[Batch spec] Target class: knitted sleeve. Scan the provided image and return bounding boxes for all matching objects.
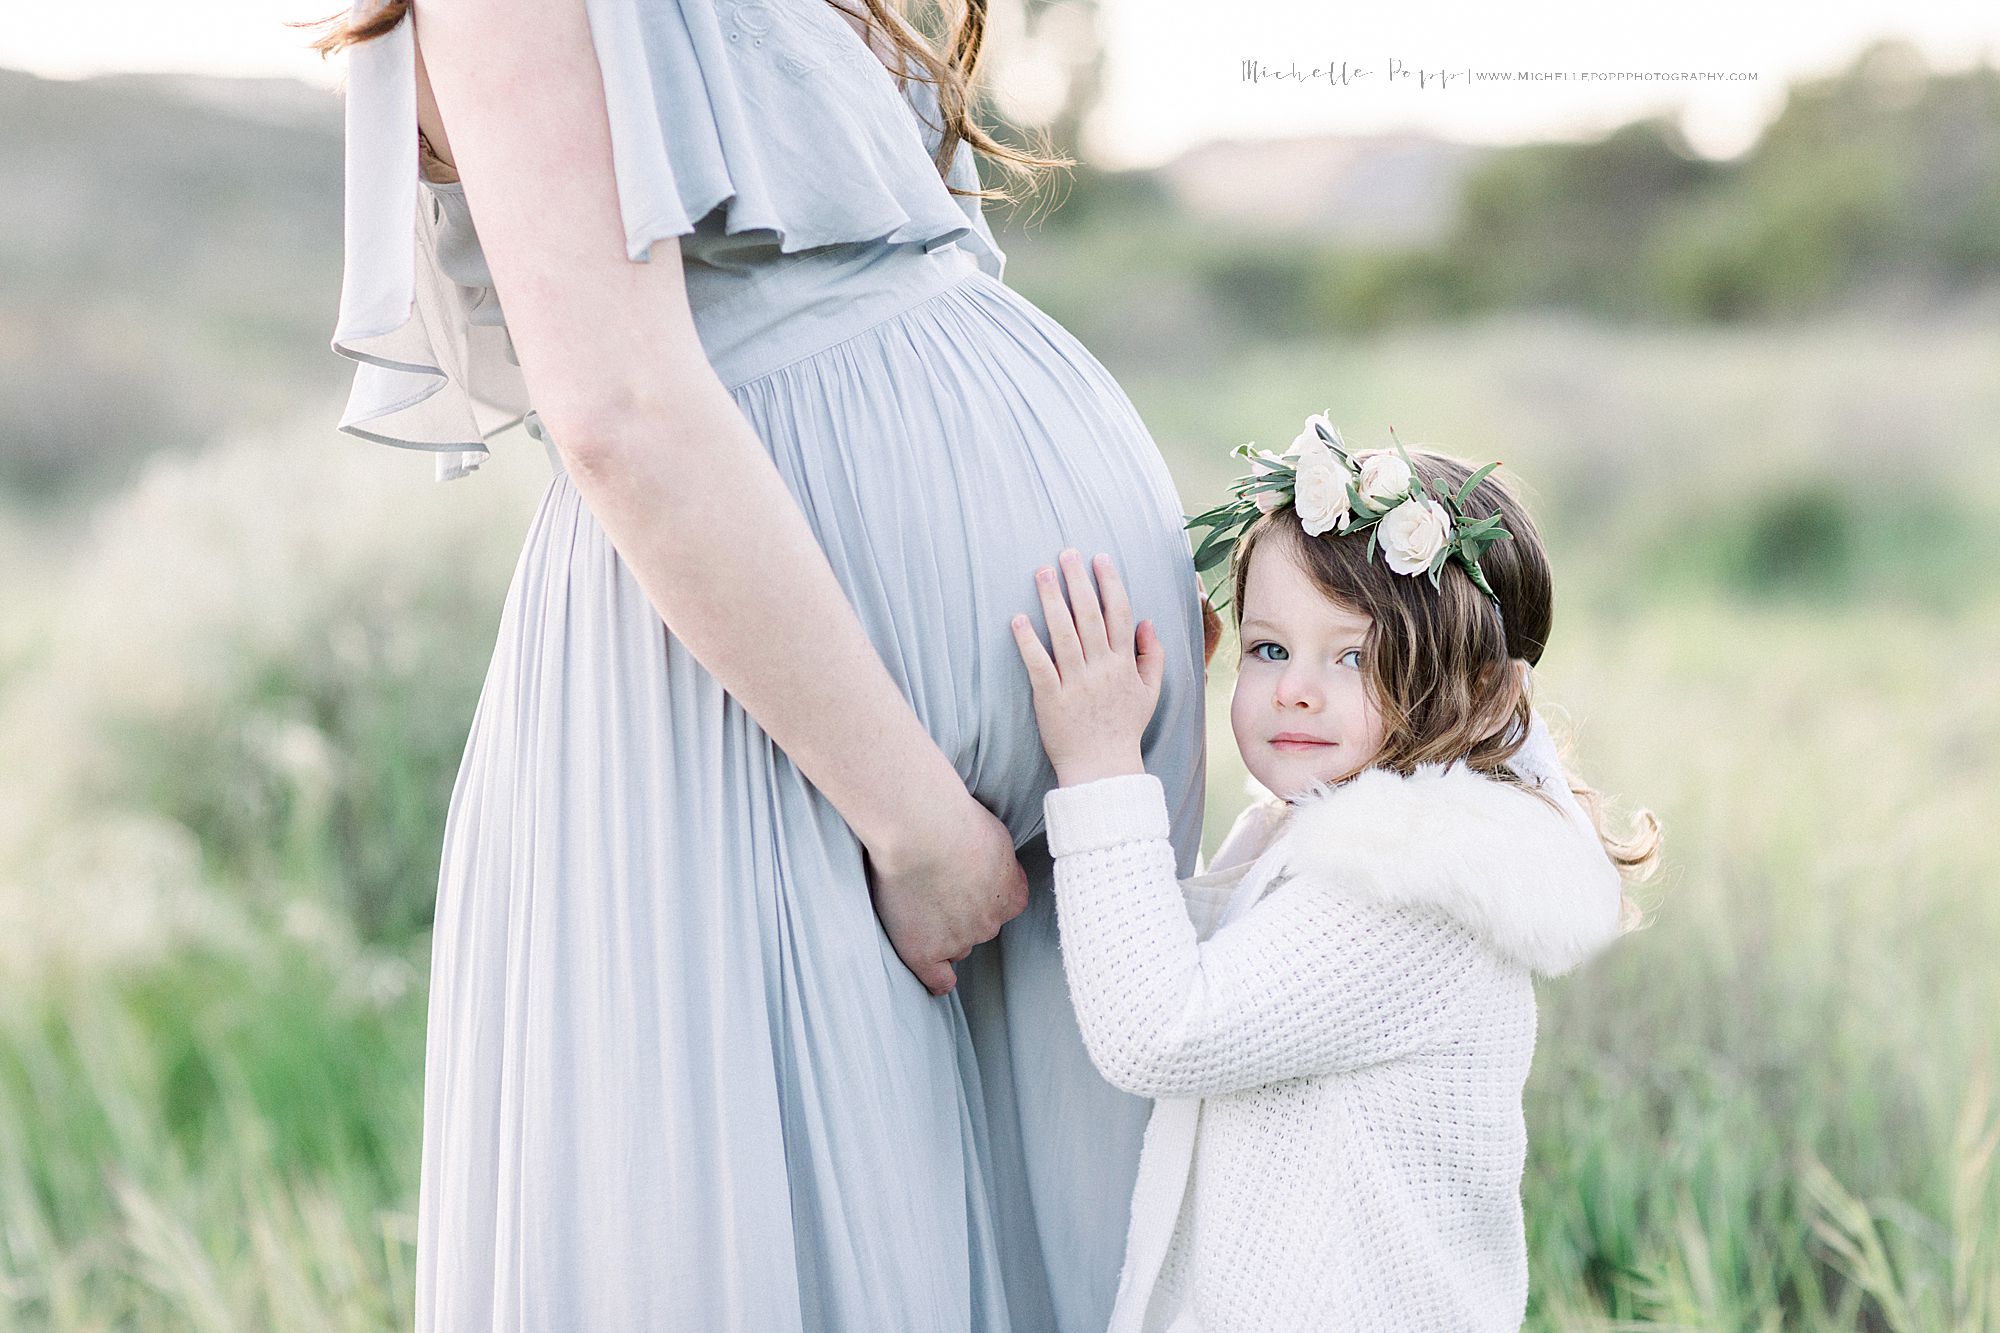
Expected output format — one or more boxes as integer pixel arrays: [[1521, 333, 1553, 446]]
[[1044, 772, 1489, 1099]]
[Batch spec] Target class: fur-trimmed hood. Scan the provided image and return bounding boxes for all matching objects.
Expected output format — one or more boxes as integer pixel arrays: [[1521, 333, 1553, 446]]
[[1261, 760, 1626, 977]]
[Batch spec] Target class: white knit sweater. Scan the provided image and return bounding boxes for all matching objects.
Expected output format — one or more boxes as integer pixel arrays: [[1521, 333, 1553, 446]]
[[1042, 737, 1626, 1333]]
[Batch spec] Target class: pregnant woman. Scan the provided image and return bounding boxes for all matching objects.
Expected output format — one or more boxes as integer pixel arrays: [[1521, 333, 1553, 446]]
[[315, 0, 1206, 1328]]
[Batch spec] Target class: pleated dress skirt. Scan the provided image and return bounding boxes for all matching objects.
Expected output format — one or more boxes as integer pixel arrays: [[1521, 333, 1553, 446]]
[[415, 238, 1209, 1332]]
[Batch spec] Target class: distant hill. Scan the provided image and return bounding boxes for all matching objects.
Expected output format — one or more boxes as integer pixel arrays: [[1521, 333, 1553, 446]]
[[87, 69, 348, 131], [0, 65, 347, 509], [2, 38, 1993, 512], [1008, 38, 2000, 360], [1157, 133, 1487, 246]]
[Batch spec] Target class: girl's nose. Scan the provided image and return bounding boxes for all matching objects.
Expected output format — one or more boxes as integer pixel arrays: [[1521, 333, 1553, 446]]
[[1274, 669, 1321, 710]]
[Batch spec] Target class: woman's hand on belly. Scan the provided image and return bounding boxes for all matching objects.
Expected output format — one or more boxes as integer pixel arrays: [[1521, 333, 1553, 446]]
[[865, 792, 1030, 996]]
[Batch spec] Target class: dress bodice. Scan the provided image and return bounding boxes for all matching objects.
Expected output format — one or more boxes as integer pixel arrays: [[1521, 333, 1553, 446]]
[[331, 0, 1007, 481]]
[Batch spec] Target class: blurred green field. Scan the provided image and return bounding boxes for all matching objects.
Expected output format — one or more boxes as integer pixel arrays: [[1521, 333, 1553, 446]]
[[1, 305, 1996, 1329]]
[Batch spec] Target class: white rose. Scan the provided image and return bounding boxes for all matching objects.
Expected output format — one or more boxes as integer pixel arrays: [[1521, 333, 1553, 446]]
[[1292, 459, 1353, 537], [1302, 411, 1342, 451], [1377, 496, 1454, 574], [1354, 450, 1413, 505], [1284, 427, 1335, 467], [1246, 448, 1290, 514]]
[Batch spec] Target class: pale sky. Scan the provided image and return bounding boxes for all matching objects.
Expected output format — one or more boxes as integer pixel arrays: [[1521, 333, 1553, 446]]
[[3, 0, 1994, 166]]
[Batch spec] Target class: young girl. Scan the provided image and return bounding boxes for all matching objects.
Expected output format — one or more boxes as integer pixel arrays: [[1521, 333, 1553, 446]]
[[1007, 417, 1658, 1333]]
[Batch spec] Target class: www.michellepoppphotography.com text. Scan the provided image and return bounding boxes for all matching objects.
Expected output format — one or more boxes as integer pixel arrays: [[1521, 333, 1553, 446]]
[[1239, 59, 1761, 89]]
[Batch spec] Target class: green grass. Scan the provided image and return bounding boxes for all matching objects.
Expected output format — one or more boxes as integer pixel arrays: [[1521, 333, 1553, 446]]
[[1, 309, 1996, 1328], [0, 932, 428, 1329]]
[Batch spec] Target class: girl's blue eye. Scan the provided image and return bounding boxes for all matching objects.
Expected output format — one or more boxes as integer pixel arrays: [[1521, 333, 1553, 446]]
[[1248, 641, 1287, 663], [1339, 648, 1365, 670]]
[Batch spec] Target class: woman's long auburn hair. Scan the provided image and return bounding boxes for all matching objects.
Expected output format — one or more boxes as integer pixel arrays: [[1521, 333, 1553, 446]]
[[1226, 446, 1661, 923], [293, 0, 1070, 206]]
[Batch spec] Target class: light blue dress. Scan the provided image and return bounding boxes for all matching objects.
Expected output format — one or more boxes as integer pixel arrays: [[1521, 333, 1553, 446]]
[[329, 1, 1207, 1328]]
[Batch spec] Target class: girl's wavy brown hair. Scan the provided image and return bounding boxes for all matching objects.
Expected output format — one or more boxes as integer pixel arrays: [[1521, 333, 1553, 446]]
[[292, 0, 1070, 207], [1225, 446, 1661, 924]]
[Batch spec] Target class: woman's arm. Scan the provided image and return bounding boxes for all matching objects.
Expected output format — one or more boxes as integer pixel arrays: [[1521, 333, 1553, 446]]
[[411, 0, 1025, 992]]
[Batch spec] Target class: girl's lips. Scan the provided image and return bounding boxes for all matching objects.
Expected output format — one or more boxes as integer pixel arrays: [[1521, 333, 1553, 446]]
[[1269, 736, 1333, 750]]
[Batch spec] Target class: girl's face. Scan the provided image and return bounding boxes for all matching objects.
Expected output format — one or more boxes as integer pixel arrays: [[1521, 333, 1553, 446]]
[[1229, 540, 1388, 801]]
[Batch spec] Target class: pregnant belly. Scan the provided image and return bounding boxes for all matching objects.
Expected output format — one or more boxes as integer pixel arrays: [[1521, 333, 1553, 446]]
[[723, 268, 1205, 843]]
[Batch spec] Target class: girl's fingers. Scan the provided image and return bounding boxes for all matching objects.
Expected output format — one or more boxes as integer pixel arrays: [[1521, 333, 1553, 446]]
[[1033, 567, 1084, 676], [1059, 550, 1110, 658], [1135, 619, 1165, 697], [1094, 553, 1134, 655], [1010, 613, 1059, 690]]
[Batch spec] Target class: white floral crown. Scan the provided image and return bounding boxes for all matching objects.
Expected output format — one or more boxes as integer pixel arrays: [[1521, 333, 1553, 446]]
[[1185, 412, 1513, 617]]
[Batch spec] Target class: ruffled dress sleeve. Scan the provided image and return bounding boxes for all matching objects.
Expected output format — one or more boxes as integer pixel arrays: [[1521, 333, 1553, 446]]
[[330, 0, 1009, 483]]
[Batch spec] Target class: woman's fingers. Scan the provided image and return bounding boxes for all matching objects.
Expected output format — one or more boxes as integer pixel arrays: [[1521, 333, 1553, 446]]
[[1094, 553, 1134, 655], [1059, 550, 1110, 659]]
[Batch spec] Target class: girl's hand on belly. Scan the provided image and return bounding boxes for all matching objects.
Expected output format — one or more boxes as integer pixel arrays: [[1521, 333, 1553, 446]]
[[1011, 549, 1165, 788]]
